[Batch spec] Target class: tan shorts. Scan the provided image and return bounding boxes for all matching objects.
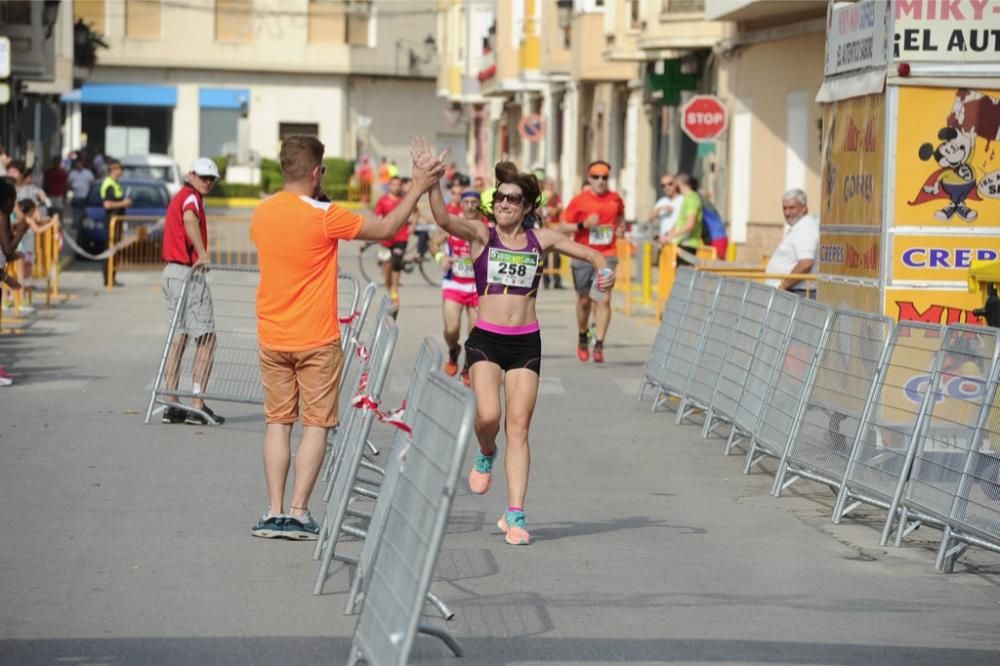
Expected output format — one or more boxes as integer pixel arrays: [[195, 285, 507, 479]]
[[259, 342, 344, 427]]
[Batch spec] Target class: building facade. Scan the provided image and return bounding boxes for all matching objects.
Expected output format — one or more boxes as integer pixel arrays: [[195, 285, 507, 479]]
[[65, 0, 465, 171], [436, 0, 829, 263]]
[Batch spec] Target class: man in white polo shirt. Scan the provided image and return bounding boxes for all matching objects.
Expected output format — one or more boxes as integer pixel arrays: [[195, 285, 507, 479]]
[[765, 189, 819, 295]]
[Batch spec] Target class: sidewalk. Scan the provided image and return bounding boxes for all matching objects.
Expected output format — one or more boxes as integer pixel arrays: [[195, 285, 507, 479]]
[[1, 260, 999, 666]]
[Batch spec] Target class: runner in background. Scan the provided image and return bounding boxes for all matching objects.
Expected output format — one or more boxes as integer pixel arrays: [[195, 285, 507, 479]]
[[373, 176, 409, 310], [431, 188, 488, 384], [559, 161, 625, 364], [540, 176, 564, 290], [426, 150, 615, 546]]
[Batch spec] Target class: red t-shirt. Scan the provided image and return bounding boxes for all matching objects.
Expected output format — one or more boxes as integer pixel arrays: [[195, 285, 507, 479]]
[[561, 190, 625, 256], [374, 194, 410, 247], [162, 184, 208, 265], [446, 200, 461, 216]]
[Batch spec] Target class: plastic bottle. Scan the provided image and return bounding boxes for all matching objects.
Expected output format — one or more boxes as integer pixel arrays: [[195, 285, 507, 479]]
[[589, 267, 614, 303]]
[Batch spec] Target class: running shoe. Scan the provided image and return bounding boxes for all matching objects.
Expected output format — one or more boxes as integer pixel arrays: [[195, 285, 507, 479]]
[[185, 405, 226, 426], [468, 449, 496, 494], [461, 367, 470, 386], [0, 367, 12, 387], [592, 342, 605, 364], [161, 407, 186, 424], [444, 346, 460, 376], [577, 331, 590, 362], [497, 510, 531, 546], [284, 511, 321, 540], [250, 511, 286, 539]]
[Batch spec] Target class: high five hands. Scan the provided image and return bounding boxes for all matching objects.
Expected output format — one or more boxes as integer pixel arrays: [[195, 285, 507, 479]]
[[409, 137, 448, 193]]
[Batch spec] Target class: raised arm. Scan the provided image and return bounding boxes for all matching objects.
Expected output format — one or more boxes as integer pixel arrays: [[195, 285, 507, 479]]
[[428, 184, 489, 245]]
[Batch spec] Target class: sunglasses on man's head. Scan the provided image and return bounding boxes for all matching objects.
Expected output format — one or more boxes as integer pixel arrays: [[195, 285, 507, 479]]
[[589, 174, 609, 181], [494, 192, 524, 205]]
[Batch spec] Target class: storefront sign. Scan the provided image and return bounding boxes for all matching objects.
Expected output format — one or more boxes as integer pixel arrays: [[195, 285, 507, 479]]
[[895, 0, 1000, 63], [886, 287, 984, 324], [825, 0, 892, 76], [893, 234, 1000, 281], [894, 86, 1000, 229], [821, 94, 885, 228], [819, 231, 881, 278]]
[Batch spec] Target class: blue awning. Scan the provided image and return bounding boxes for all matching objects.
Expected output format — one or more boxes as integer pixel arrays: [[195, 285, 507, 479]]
[[60, 83, 177, 107], [199, 88, 250, 110]]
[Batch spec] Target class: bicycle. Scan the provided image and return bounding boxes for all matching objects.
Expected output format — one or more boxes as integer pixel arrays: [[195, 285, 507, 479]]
[[357, 237, 441, 287]]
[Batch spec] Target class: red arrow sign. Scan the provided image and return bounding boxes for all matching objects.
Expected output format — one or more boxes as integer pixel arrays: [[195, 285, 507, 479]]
[[681, 95, 728, 143]]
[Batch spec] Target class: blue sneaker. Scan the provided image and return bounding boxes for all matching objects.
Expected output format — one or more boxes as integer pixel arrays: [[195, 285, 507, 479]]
[[251, 511, 285, 539], [468, 449, 496, 494], [284, 511, 321, 540]]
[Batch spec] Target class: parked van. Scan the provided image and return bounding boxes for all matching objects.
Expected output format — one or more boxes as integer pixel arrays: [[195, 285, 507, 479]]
[[121, 154, 183, 197]]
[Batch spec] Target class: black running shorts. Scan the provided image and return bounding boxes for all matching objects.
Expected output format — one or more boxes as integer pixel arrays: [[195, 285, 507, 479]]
[[465, 326, 541, 375]]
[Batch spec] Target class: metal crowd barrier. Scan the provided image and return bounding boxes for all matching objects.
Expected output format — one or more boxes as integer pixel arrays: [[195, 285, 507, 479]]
[[938, 359, 1000, 571], [347, 370, 476, 665], [743, 300, 833, 474], [320, 292, 390, 490], [702, 282, 774, 440], [344, 338, 444, 616], [888, 325, 1000, 565], [144, 264, 362, 424], [315, 308, 399, 595], [642, 269, 1000, 572], [107, 215, 259, 290], [771, 310, 894, 497], [638, 267, 696, 403], [653, 271, 722, 412], [676, 278, 749, 425], [832, 321, 946, 527]]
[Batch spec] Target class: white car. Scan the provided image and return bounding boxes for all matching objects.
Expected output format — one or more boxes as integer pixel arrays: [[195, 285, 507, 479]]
[[121, 154, 183, 196]]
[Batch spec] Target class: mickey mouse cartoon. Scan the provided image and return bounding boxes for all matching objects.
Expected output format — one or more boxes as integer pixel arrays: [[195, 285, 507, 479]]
[[910, 127, 981, 222]]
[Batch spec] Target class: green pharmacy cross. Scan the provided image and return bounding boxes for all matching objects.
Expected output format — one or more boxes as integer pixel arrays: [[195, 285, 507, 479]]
[[649, 59, 697, 107]]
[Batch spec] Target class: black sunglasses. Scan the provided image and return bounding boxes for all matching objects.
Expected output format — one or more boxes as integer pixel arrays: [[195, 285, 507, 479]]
[[494, 192, 524, 205], [589, 174, 609, 181]]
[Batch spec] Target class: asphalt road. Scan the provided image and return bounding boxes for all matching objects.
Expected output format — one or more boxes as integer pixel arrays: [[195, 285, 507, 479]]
[[1, 243, 999, 666]]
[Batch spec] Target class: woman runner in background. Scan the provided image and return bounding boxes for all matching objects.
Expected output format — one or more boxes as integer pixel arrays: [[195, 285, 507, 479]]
[[426, 148, 615, 546], [431, 189, 489, 384]]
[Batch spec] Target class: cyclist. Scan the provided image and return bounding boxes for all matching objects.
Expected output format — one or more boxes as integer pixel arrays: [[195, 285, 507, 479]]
[[559, 161, 625, 364], [373, 175, 410, 310], [426, 149, 615, 546], [432, 189, 488, 384]]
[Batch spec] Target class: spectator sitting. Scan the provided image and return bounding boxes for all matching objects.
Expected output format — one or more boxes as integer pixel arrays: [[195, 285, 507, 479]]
[[765, 188, 819, 296]]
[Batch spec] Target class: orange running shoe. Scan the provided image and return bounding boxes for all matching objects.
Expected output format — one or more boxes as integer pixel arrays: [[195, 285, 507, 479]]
[[444, 346, 460, 377], [577, 332, 589, 362], [468, 449, 495, 494], [497, 511, 531, 546], [461, 368, 470, 386]]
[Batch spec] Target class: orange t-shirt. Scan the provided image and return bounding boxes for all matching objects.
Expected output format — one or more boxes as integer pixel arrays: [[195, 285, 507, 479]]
[[561, 190, 625, 256], [251, 192, 365, 351]]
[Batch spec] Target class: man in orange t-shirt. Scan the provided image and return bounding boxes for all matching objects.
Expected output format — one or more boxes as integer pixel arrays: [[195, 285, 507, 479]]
[[560, 160, 625, 364], [249, 135, 443, 540]]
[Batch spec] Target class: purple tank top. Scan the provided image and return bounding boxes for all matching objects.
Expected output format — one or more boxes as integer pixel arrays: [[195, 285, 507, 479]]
[[474, 226, 544, 298]]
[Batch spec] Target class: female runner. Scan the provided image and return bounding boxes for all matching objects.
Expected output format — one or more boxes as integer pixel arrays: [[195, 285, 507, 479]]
[[428, 157, 615, 545]]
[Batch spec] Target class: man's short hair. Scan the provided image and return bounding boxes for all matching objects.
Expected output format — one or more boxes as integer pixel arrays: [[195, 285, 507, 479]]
[[675, 172, 691, 187], [280, 135, 325, 183], [106, 159, 122, 170], [389, 175, 401, 183], [783, 188, 807, 206]]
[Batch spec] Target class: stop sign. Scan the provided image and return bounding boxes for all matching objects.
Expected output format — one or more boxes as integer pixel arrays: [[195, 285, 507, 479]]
[[681, 95, 727, 143]]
